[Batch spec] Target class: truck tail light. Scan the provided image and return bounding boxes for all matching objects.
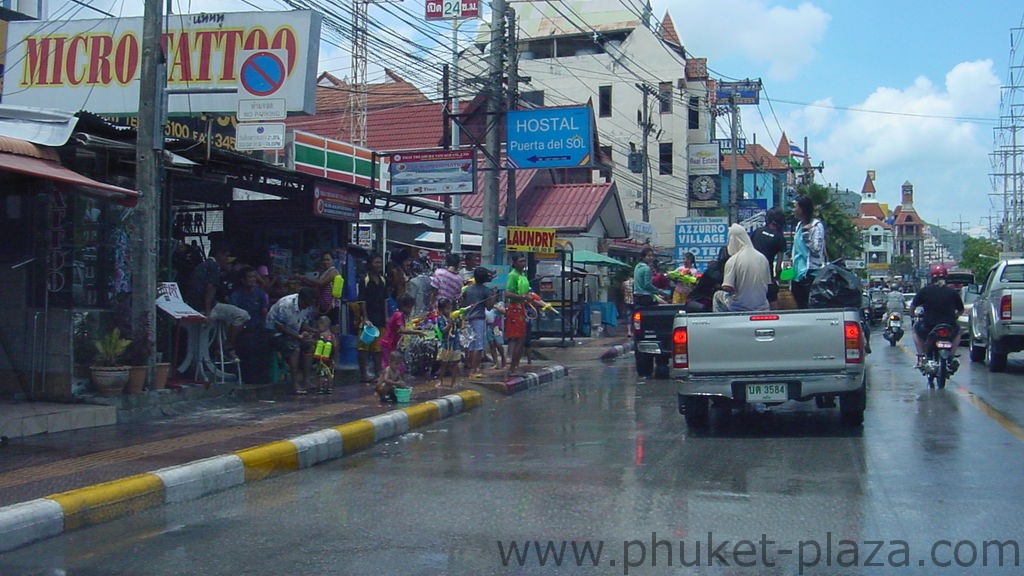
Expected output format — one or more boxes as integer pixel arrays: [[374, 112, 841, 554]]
[[632, 310, 642, 332], [672, 327, 688, 369], [1001, 295, 1012, 321], [844, 321, 863, 364]]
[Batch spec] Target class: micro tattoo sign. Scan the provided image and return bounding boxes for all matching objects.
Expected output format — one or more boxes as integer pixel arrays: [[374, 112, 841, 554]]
[[2, 11, 322, 114]]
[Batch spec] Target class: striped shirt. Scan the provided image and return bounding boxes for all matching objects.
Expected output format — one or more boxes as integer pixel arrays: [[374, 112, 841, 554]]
[[431, 267, 463, 304]]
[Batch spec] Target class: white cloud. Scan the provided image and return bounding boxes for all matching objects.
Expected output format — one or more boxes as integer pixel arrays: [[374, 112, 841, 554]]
[[800, 59, 1001, 228], [652, 0, 830, 81]]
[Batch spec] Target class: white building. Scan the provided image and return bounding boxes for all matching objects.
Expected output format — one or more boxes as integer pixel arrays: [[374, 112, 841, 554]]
[[461, 2, 713, 248], [855, 172, 894, 281]]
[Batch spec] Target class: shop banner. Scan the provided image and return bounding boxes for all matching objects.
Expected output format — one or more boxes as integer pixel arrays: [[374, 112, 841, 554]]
[[506, 226, 556, 254], [389, 149, 475, 196], [3, 11, 321, 115], [290, 130, 388, 191], [689, 174, 720, 208], [313, 182, 360, 222]]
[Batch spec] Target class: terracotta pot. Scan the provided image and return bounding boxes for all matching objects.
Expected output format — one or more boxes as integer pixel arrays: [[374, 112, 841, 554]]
[[126, 365, 147, 394], [152, 362, 170, 390], [90, 366, 130, 397]]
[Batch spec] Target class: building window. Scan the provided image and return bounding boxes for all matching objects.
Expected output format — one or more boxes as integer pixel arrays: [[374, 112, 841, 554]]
[[598, 85, 612, 117], [599, 145, 613, 180], [659, 82, 672, 114], [688, 96, 699, 129], [659, 142, 673, 175], [520, 90, 545, 107]]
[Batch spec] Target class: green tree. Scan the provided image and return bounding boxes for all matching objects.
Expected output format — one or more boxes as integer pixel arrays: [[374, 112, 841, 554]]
[[958, 236, 1000, 277], [787, 183, 863, 261]]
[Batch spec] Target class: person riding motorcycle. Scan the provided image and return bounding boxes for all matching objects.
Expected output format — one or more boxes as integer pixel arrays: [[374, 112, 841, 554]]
[[910, 265, 964, 369], [885, 288, 905, 315]]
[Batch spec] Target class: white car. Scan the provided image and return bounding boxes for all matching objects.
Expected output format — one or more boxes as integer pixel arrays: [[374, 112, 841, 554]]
[[958, 287, 978, 346]]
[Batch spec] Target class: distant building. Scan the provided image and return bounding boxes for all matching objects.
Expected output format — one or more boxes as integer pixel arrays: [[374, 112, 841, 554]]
[[892, 181, 924, 281]]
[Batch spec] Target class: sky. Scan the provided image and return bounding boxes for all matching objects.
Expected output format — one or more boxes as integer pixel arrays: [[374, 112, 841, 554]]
[[25, 0, 1024, 238]]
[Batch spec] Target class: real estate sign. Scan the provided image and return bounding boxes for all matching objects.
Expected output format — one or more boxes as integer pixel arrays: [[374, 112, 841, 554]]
[[2, 11, 321, 115]]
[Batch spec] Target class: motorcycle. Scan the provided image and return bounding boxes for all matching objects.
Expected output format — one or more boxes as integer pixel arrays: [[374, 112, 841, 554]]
[[882, 312, 904, 346], [919, 323, 960, 389]]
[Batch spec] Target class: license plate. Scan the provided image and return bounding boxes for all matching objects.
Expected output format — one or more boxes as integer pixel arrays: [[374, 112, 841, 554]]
[[889, 321, 901, 328], [746, 383, 788, 403], [637, 342, 662, 354], [936, 341, 953, 349]]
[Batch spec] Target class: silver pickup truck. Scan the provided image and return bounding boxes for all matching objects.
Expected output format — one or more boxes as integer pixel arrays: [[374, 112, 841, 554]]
[[671, 308, 868, 428], [967, 258, 1024, 372]]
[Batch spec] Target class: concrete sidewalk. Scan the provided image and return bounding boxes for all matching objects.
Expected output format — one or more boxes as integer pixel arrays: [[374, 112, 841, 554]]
[[0, 333, 632, 552]]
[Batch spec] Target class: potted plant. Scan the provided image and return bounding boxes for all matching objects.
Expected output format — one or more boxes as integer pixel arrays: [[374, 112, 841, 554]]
[[90, 328, 132, 396]]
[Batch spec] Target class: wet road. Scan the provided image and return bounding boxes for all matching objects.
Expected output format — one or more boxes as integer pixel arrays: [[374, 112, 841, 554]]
[[3, 340, 1024, 575]]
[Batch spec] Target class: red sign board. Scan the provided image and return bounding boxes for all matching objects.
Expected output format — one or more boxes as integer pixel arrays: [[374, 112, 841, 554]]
[[313, 183, 360, 222], [425, 0, 480, 20]]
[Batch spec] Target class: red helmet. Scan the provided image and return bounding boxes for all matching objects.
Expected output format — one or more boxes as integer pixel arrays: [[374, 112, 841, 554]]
[[930, 264, 948, 278]]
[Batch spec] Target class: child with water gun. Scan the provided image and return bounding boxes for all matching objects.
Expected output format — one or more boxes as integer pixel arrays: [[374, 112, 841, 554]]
[[380, 294, 425, 370], [311, 315, 335, 394], [434, 298, 464, 388]]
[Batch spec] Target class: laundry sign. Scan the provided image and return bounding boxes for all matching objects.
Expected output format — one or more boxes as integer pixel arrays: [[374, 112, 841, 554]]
[[506, 227, 556, 254]]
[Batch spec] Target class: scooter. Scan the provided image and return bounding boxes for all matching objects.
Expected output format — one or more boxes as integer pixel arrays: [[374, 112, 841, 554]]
[[882, 312, 904, 346], [919, 323, 960, 389]]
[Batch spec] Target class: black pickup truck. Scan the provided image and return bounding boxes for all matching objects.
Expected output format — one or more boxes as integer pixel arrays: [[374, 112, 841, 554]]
[[631, 304, 688, 377]]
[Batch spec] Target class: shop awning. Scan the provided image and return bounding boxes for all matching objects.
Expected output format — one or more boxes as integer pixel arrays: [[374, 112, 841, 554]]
[[415, 231, 484, 248], [571, 249, 629, 268], [0, 151, 140, 206]]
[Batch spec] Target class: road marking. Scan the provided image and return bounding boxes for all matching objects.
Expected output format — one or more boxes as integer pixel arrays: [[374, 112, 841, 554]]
[[955, 386, 1024, 443]]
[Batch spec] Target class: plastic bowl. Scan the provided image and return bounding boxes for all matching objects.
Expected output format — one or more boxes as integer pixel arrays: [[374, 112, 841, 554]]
[[394, 387, 412, 403], [360, 324, 380, 345]]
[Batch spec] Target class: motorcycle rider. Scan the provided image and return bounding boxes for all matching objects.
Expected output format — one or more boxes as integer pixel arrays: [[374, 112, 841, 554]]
[[910, 265, 964, 369]]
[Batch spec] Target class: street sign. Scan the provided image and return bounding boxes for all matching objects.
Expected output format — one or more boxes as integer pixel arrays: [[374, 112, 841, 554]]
[[237, 98, 287, 121], [237, 50, 289, 98], [506, 107, 593, 169], [313, 182, 360, 222], [425, 0, 480, 20], [715, 80, 762, 105], [846, 260, 866, 269], [235, 122, 286, 150]]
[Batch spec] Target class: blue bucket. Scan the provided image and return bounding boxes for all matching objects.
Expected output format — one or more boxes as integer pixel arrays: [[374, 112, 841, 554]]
[[360, 324, 380, 345]]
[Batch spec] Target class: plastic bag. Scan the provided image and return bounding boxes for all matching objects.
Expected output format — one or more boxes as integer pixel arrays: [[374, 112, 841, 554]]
[[808, 264, 863, 309]]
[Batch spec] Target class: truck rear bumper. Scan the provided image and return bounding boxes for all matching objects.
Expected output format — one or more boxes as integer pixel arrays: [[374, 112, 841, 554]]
[[676, 370, 865, 401], [635, 340, 667, 355]]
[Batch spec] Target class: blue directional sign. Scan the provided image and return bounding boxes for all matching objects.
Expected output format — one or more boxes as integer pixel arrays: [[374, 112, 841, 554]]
[[506, 107, 593, 169]]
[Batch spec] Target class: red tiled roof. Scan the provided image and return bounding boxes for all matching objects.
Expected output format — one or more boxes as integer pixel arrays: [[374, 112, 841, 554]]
[[721, 143, 789, 171], [892, 206, 921, 227], [859, 202, 886, 220], [660, 12, 681, 45], [519, 183, 615, 231], [284, 101, 446, 151], [853, 217, 891, 230], [460, 166, 539, 219], [314, 69, 431, 113]]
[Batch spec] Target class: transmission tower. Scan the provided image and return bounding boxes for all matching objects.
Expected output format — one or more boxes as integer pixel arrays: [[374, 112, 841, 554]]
[[991, 23, 1024, 253], [349, 0, 368, 146]]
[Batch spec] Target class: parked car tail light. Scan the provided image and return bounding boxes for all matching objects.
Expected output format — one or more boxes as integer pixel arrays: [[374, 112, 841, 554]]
[[632, 311, 642, 332], [672, 327, 688, 369], [844, 321, 863, 364], [1001, 295, 1012, 321]]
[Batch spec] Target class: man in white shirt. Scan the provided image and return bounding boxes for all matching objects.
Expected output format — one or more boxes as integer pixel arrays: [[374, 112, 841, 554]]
[[266, 287, 318, 394], [714, 224, 771, 312]]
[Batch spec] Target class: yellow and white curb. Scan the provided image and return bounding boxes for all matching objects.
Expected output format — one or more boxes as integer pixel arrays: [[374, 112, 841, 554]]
[[0, 390, 481, 553]]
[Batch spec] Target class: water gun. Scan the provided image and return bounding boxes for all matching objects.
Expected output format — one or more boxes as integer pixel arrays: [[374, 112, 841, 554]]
[[313, 338, 333, 361], [529, 292, 559, 315], [451, 305, 472, 320]]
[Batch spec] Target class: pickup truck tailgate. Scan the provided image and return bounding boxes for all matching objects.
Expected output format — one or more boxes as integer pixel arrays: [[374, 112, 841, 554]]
[[686, 309, 851, 373]]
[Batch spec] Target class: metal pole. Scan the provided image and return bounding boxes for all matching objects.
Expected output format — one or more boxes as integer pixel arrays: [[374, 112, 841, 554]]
[[505, 7, 519, 229], [133, 0, 163, 383], [729, 96, 739, 224], [451, 18, 463, 253], [482, 0, 506, 265], [641, 86, 650, 223]]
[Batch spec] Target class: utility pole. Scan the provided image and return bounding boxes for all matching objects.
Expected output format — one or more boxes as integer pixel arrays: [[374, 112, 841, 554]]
[[953, 214, 969, 261], [481, 0, 506, 265], [134, 0, 163, 381], [505, 7, 519, 229], [635, 83, 655, 223], [729, 95, 739, 224], [350, 0, 368, 145], [450, 19, 463, 253]]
